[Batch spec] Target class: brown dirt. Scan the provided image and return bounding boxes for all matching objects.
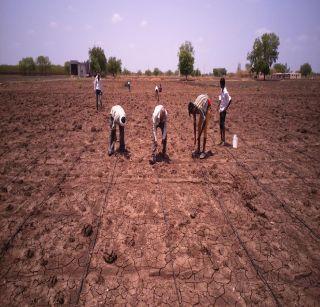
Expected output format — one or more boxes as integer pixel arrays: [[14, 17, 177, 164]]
[[0, 77, 319, 305]]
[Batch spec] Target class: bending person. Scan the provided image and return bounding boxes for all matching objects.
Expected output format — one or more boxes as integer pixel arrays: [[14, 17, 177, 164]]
[[108, 105, 126, 156], [188, 94, 212, 158], [150, 105, 168, 164]]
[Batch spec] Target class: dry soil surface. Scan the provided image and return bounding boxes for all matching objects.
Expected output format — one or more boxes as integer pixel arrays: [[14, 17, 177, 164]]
[[0, 77, 319, 306]]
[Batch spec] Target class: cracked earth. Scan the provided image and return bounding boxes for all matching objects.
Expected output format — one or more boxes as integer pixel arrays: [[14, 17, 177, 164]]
[[0, 77, 319, 306]]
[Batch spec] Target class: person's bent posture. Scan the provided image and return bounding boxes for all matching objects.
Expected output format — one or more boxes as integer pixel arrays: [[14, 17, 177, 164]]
[[188, 94, 212, 158], [93, 73, 102, 110], [151, 105, 168, 164], [108, 105, 126, 156]]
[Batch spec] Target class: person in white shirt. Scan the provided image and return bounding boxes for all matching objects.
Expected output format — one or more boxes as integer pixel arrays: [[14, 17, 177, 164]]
[[217, 78, 232, 145], [150, 105, 168, 164], [93, 73, 102, 110], [108, 105, 126, 156]]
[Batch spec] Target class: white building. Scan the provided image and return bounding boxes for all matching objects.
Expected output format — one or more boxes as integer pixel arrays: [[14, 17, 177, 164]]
[[69, 60, 90, 77], [271, 72, 301, 80]]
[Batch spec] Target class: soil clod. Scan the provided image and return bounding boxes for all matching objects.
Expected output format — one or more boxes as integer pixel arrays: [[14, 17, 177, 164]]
[[82, 224, 93, 237], [103, 250, 117, 264]]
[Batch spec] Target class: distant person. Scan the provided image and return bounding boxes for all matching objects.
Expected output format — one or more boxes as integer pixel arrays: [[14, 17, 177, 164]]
[[150, 104, 168, 164], [155, 83, 162, 101], [93, 73, 102, 110], [108, 105, 126, 156], [125, 80, 131, 91], [188, 94, 212, 159], [217, 78, 232, 145]]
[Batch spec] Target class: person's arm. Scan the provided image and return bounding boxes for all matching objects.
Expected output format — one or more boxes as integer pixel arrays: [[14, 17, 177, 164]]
[[152, 115, 158, 143], [93, 79, 96, 91]]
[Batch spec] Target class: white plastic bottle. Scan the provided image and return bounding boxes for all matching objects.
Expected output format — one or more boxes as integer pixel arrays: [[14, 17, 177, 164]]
[[233, 134, 238, 148]]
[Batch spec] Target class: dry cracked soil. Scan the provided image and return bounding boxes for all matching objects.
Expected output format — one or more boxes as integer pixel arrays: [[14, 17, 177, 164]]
[[0, 76, 319, 306]]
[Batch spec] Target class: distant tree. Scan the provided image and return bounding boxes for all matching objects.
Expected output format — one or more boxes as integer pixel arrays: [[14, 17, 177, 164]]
[[192, 68, 201, 77], [19, 57, 36, 75], [237, 63, 241, 74], [145, 69, 152, 76], [213, 68, 227, 77], [153, 67, 162, 76], [300, 63, 312, 77], [273, 63, 290, 73], [107, 57, 122, 77], [137, 70, 142, 75], [89, 46, 107, 74], [166, 70, 173, 76], [64, 61, 70, 74], [178, 41, 195, 80], [36, 55, 51, 74], [174, 70, 179, 75], [247, 33, 280, 80], [245, 63, 252, 72], [122, 67, 131, 75]]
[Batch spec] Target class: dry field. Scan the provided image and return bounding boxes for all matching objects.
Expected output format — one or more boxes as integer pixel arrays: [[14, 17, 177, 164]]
[[0, 76, 319, 305]]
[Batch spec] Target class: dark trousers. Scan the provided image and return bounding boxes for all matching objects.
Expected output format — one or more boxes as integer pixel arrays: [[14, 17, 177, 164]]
[[152, 122, 167, 158], [109, 116, 125, 154], [96, 90, 101, 110]]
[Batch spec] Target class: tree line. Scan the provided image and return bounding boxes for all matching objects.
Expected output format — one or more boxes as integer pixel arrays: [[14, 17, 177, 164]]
[[0, 36, 315, 78]]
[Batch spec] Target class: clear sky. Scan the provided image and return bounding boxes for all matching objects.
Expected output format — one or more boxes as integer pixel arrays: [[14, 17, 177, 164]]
[[1, 0, 319, 73]]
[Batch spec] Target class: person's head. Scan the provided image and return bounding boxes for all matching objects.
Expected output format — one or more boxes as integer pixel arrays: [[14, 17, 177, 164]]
[[220, 77, 225, 89], [188, 102, 196, 116], [120, 116, 126, 126], [97, 73, 100, 80]]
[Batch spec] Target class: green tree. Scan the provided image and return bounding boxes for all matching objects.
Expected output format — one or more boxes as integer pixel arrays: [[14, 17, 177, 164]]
[[122, 67, 131, 75], [64, 61, 70, 74], [145, 69, 152, 76], [89, 46, 107, 74], [107, 57, 122, 77], [153, 67, 161, 76], [36, 55, 51, 74], [213, 68, 227, 77], [166, 70, 173, 76], [19, 57, 36, 75], [300, 63, 312, 77], [137, 70, 142, 75], [178, 41, 195, 80], [192, 68, 201, 77], [273, 63, 290, 73], [247, 32, 280, 80]]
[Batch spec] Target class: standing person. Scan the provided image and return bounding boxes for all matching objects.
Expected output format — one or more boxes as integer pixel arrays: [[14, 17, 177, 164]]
[[150, 105, 168, 164], [217, 78, 232, 145], [108, 105, 126, 156], [93, 73, 102, 110], [188, 94, 212, 159]]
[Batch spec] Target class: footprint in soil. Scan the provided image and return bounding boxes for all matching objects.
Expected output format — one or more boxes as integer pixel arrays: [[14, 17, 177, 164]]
[[25, 249, 35, 259], [54, 291, 64, 305], [48, 275, 58, 288], [103, 250, 117, 264], [82, 224, 93, 237], [6, 204, 14, 211]]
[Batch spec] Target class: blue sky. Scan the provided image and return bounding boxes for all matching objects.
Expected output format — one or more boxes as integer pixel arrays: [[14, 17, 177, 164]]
[[1, 0, 320, 73]]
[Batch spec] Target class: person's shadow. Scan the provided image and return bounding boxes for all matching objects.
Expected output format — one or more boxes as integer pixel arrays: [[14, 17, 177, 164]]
[[115, 148, 131, 159], [155, 153, 171, 163], [149, 153, 171, 165]]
